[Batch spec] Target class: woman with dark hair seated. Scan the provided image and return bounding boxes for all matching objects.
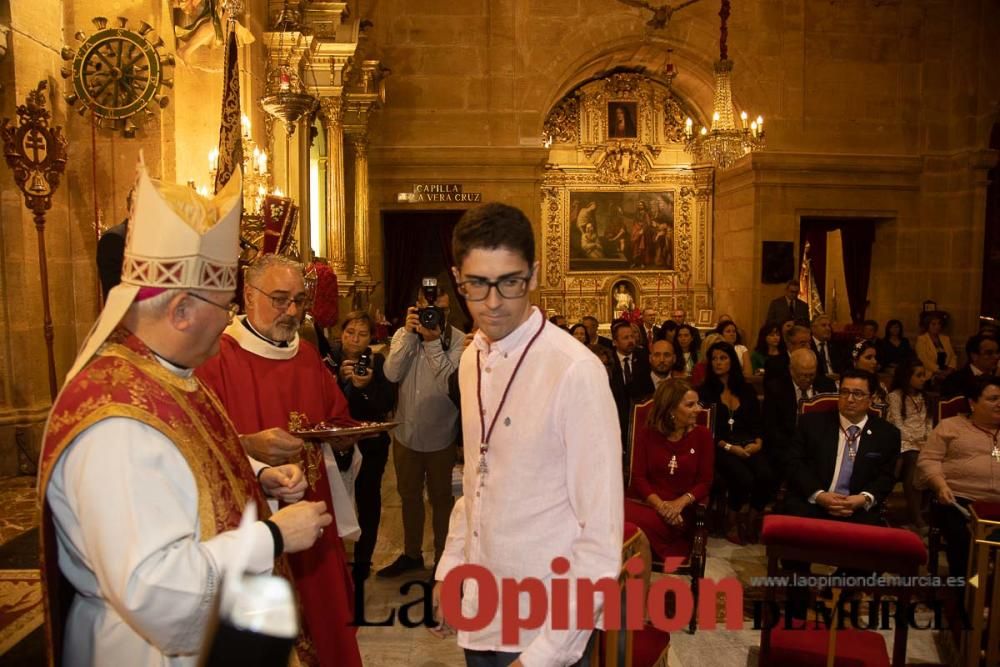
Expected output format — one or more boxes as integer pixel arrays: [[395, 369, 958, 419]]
[[571, 322, 612, 370], [852, 339, 888, 405], [698, 341, 774, 543], [750, 321, 785, 375], [716, 320, 753, 378], [918, 376, 1000, 577], [878, 319, 913, 369], [675, 324, 701, 376], [656, 319, 678, 343], [625, 378, 714, 560]]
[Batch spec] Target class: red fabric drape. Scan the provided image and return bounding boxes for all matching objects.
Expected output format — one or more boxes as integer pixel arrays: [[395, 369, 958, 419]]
[[382, 210, 470, 330]]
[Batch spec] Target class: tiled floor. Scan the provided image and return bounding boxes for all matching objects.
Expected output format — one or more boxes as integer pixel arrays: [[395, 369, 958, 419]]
[[0, 477, 38, 546], [0, 477, 43, 665]]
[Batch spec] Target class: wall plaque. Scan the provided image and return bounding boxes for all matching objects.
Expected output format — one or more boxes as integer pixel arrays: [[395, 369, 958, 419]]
[[396, 183, 482, 203]]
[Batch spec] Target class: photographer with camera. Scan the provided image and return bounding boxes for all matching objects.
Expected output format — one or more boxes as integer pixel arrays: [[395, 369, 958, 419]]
[[322, 311, 397, 588], [381, 278, 465, 578]]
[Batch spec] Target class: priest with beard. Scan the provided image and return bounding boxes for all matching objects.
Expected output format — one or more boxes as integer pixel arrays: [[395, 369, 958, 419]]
[[197, 253, 363, 667]]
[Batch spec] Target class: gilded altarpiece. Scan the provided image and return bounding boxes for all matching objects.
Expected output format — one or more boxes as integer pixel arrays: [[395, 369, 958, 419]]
[[540, 73, 714, 323]]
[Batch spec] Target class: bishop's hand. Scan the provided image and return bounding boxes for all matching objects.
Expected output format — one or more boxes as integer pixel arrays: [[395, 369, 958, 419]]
[[270, 500, 332, 553]]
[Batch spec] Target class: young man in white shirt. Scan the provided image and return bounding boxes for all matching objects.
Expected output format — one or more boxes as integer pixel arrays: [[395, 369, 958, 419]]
[[433, 203, 623, 667]]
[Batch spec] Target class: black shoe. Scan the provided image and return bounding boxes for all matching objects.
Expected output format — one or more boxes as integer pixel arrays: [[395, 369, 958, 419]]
[[377, 554, 425, 578]]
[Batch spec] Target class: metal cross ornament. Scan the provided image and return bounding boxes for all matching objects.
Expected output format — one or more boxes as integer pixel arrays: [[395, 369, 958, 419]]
[[1, 81, 68, 400], [668, 455, 678, 475]]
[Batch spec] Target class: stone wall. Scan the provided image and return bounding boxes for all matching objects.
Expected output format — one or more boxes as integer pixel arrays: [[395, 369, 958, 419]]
[[360, 0, 998, 339], [0, 0, 998, 473]]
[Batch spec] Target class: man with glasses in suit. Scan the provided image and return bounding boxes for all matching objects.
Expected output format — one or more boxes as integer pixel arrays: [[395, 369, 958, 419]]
[[781, 368, 901, 526]]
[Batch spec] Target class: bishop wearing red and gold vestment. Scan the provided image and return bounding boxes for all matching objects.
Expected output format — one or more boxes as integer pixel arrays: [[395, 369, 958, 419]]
[[39, 159, 332, 666]]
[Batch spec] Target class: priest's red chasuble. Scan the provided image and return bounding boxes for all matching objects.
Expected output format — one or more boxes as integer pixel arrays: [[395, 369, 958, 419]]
[[198, 327, 362, 667]]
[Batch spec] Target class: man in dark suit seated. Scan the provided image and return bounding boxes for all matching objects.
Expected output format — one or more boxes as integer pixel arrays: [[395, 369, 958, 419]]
[[762, 348, 837, 481], [940, 333, 998, 398], [765, 281, 810, 327], [634, 338, 677, 402], [809, 314, 847, 377], [583, 315, 613, 350], [608, 319, 652, 449], [781, 369, 901, 526]]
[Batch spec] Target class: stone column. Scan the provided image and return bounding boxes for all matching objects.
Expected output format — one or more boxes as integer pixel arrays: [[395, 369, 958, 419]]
[[297, 114, 312, 262], [320, 97, 348, 275], [352, 133, 372, 280]]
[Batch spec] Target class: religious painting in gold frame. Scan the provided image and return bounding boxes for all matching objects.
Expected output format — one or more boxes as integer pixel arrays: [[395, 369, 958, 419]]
[[569, 190, 674, 272], [607, 102, 638, 139]]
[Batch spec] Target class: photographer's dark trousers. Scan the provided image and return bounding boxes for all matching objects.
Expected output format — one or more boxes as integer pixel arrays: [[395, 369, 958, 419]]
[[354, 436, 391, 570], [393, 440, 456, 562]]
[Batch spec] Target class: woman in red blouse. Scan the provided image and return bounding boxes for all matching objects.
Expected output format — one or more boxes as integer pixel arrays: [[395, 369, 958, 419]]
[[625, 378, 715, 559]]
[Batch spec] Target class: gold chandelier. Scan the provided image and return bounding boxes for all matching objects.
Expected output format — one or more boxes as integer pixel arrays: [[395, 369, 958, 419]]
[[260, 1, 318, 135], [684, 0, 764, 169]]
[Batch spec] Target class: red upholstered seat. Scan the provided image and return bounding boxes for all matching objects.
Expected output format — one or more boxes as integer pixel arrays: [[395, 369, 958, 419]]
[[633, 623, 670, 667], [761, 515, 927, 568], [972, 501, 1000, 521], [624, 521, 640, 541], [936, 395, 969, 423], [769, 621, 889, 667], [799, 394, 840, 414]]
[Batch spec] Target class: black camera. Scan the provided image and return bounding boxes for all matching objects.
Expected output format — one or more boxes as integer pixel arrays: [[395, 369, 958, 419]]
[[417, 277, 445, 330], [355, 348, 372, 377]]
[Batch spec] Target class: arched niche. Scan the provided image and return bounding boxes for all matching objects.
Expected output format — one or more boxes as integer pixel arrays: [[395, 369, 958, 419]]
[[539, 71, 714, 324]]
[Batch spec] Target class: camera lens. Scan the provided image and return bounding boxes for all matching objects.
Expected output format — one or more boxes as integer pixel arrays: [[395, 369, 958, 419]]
[[418, 307, 443, 330], [355, 348, 372, 377]]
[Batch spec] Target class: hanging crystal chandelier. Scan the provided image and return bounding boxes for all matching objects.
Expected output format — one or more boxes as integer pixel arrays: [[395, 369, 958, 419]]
[[683, 0, 764, 169]]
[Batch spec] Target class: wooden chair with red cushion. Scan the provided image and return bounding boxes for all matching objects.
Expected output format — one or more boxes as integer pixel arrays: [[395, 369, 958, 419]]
[[935, 394, 970, 425], [599, 523, 670, 667], [625, 400, 711, 634], [798, 393, 840, 416], [759, 515, 927, 667], [963, 502, 1000, 664]]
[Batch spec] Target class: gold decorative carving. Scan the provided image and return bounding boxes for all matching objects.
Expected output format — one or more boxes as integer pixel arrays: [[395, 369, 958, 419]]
[[542, 96, 579, 144], [604, 72, 645, 98], [595, 145, 652, 184], [663, 96, 689, 144], [541, 183, 563, 287]]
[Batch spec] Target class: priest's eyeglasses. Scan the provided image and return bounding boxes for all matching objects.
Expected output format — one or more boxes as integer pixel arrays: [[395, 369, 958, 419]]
[[457, 274, 532, 302], [248, 284, 310, 311], [187, 292, 239, 322]]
